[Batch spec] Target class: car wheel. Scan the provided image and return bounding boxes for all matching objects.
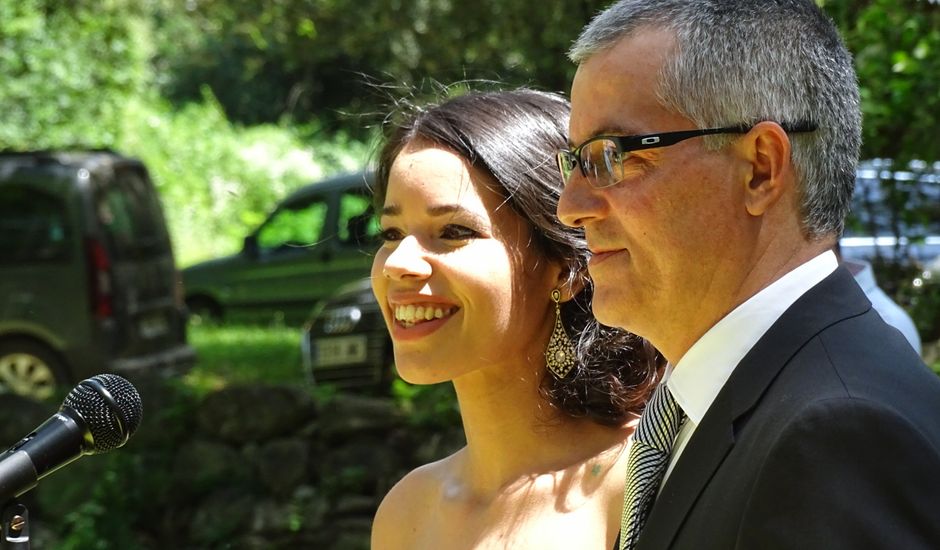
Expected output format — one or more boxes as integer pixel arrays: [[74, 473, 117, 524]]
[[0, 340, 68, 401], [187, 296, 223, 325]]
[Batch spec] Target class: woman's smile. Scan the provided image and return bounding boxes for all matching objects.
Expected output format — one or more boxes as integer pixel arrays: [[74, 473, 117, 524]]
[[392, 303, 459, 327]]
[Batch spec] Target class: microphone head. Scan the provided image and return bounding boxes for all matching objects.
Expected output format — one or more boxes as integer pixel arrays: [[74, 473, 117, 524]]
[[62, 374, 143, 453]]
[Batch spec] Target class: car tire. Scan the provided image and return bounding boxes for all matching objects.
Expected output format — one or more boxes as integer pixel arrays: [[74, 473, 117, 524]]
[[186, 296, 223, 325], [0, 339, 69, 401]]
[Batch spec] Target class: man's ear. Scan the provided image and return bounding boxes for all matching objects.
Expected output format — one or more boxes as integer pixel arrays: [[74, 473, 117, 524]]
[[739, 121, 793, 217]]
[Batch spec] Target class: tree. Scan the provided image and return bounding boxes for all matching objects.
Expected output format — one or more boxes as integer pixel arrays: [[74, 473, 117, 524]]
[[0, 0, 152, 149], [152, 0, 610, 133], [823, 0, 940, 163]]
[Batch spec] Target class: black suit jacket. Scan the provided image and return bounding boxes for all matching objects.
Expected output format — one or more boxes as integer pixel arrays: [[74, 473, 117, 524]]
[[637, 266, 940, 549]]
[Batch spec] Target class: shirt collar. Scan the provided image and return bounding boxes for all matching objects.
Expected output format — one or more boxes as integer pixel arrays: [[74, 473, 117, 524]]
[[666, 251, 839, 424]]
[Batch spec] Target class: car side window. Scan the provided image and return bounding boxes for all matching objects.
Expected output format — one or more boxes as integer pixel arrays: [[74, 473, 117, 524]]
[[338, 191, 380, 248], [257, 197, 328, 254], [0, 186, 71, 264]]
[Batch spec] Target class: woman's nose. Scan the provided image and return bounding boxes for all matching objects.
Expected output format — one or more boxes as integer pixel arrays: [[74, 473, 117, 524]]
[[381, 236, 433, 281]]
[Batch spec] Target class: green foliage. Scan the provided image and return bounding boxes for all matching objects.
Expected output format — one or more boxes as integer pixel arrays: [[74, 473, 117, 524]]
[[55, 453, 148, 550], [116, 93, 370, 265], [4, 1, 938, 162], [320, 464, 370, 495], [0, 0, 151, 149], [142, 0, 940, 165], [822, 0, 940, 163], [391, 378, 461, 429], [185, 323, 306, 394], [149, 0, 612, 134]]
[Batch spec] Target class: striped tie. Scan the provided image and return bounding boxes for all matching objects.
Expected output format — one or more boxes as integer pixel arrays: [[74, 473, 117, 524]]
[[619, 383, 686, 550]]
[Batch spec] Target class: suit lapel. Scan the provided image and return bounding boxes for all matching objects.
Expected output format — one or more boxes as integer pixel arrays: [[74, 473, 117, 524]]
[[636, 267, 871, 549]]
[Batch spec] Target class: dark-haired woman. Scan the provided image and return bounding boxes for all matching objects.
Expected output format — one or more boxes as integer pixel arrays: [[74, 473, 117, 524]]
[[370, 89, 660, 549]]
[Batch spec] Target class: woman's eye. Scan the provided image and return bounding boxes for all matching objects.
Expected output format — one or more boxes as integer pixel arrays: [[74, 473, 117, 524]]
[[440, 224, 480, 241], [379, 228, 404, 242]]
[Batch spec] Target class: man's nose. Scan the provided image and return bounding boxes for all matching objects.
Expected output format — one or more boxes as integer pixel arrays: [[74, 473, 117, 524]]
[[558, 172, 605, 229]]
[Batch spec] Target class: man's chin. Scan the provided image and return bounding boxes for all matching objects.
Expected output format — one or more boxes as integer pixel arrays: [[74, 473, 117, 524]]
[[590, 294, 635, 332]]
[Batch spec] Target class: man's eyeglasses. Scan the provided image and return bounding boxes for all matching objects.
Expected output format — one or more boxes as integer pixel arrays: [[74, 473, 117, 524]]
[[556, 122, 817, 189]]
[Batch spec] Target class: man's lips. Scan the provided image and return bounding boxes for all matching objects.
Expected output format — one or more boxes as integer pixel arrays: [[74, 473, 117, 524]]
[[588, 248, 626, 267]]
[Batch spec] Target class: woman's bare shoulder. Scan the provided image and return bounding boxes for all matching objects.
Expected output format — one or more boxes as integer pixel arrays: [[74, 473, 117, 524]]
[[371, 452, 462, 549]]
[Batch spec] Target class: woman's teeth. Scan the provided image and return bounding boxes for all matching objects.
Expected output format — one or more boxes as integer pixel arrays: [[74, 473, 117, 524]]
[[393, 305, 454, 327]]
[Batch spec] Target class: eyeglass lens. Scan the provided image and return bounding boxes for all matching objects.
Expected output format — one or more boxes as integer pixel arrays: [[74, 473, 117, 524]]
[[557, 151, 576, 183], [579, 139, 623, 187], [557, 140, 626, 188]]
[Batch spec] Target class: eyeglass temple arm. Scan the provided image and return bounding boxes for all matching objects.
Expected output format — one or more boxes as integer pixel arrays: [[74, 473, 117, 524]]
[[651, 122, 817, 147]]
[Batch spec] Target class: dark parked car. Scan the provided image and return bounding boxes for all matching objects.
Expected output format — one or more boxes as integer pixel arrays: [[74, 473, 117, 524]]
[[182, 171, 379, 325], [0, 150, 195, 400], [301, 277, 393, 389], [300, 161, 940, 390]]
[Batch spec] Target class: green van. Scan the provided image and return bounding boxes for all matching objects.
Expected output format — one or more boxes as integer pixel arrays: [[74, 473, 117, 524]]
[[181, 171, 380, 325], [0, 150, 195, 400]]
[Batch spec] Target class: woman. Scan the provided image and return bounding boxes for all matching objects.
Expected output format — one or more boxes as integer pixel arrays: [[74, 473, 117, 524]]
[[370, 89, 660, 549]]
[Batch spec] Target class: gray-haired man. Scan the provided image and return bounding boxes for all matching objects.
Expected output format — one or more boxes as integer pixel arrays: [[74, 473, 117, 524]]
[[556, 1, 940, 548]]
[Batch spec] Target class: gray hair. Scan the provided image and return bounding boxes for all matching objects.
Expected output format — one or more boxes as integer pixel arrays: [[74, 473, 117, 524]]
[[570, 0, 861, 239]]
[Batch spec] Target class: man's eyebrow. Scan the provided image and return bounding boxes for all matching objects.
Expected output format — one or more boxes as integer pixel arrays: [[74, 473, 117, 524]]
[[570, 124, 646, 147]]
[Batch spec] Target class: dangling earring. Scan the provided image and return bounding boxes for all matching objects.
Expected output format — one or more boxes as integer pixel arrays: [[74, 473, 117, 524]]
[[545, 288, 576, 379]]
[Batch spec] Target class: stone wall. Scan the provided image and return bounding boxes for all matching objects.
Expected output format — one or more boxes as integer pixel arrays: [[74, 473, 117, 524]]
[[3, 378, 465, 549]]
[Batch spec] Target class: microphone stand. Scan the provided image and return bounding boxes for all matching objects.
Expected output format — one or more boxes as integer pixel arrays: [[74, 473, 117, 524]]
[[1, 500, 29, 549]]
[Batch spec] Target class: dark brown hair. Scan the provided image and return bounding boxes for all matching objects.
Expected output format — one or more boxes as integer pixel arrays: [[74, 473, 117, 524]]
[[375, 88, 660, 425]]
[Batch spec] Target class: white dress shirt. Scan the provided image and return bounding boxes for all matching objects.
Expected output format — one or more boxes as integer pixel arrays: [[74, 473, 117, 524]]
[[661, 251, 839, 482]]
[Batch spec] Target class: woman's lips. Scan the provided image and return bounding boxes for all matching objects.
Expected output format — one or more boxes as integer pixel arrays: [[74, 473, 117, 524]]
[[388, 311, 457, 341], [392, 303, 457, 325], [386, 298, 459, 341]]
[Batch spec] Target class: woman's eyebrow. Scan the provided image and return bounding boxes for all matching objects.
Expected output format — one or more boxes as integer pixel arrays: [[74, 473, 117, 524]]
[[380, 203, 477, 219], [380, 204, 401, 216], [426, 204, 461, 216]]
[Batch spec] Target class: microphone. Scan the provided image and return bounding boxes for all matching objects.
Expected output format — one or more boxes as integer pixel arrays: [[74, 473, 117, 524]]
[[0, 374, 142, 503]]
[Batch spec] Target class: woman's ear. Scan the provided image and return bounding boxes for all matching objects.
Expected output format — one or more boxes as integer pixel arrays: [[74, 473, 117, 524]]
[[554, 267, 586, 302]]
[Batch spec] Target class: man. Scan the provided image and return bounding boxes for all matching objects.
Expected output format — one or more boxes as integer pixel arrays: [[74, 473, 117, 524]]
[[556, 1, 940, 549]]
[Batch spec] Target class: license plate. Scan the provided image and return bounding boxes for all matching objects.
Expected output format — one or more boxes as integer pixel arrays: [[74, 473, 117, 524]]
[[314, 335, 368, 367], [139, 313, 169, 339]]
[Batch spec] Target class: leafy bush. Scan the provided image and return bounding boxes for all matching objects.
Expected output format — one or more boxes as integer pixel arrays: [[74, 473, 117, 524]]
[[0, 2, 372, 267], [390, 379, 461, 430], [117, 93, 371, 265], [0, 0, 150, 149], [149, 0, 611, 134], [830, 0, 940, 163]]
